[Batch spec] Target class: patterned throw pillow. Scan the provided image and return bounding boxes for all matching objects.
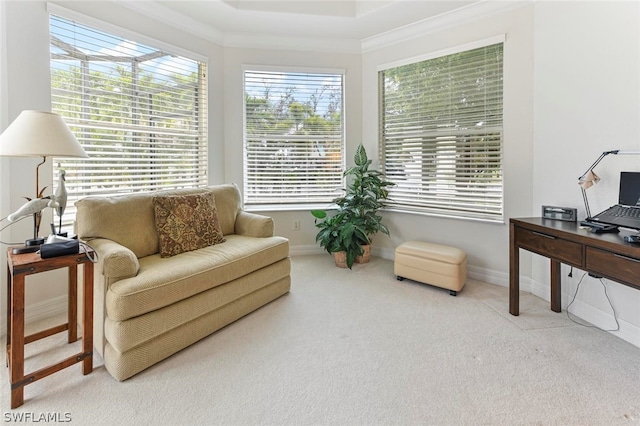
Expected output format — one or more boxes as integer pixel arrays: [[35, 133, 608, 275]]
[[153, 193, 225, 257]]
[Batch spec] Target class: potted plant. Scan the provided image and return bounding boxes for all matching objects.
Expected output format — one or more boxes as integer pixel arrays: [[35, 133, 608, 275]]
[[311, 209, 367, 268], [312, 143, 394, 268]]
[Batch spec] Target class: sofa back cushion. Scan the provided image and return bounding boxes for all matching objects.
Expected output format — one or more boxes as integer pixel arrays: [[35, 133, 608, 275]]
[[208, 184, 243, 235], [75, 184, 242, 258]]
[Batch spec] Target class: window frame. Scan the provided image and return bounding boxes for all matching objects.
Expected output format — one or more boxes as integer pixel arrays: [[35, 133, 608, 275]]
[[242, 65, 346, 210], [378, 36, 505, 223], [48, 6, 209, 228]]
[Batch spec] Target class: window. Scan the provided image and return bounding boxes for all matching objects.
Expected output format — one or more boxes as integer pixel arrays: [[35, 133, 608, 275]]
[[379, 39, 504, 222], [243, 68, 344, 207], [49, 14, 208, 226]]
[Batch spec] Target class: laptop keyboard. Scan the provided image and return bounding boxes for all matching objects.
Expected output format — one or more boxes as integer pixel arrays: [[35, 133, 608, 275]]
[[605, 205, 640, 218]]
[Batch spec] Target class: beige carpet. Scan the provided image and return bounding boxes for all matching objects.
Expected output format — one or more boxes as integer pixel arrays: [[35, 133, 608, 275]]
[[2, 255, 639, 425]]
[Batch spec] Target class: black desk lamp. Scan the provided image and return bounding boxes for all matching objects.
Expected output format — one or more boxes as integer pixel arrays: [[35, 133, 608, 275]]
[[578, 149, 640, 231]]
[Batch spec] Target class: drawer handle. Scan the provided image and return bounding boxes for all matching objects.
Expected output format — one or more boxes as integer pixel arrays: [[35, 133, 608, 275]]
[[614, 253, 640, 263], [532, 231, 556, 239]]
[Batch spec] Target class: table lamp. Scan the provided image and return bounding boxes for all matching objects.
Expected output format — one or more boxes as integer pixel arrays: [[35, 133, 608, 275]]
[[578, 149, 640, 226], [0, 110, 88, 253]]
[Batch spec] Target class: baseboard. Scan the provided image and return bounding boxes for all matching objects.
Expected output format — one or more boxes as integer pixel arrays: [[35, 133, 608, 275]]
[[529, 274, 640, 348], [3, 248, 638, 349], [289, 245, 324, 256], [372, 245, 532, 291], [372, 245, 394, 261], [563, 296, 640, 348], [343, 244, 638, 348]]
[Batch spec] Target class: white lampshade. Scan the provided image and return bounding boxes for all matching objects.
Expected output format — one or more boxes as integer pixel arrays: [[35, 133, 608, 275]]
[[0, 110, 87, 158]]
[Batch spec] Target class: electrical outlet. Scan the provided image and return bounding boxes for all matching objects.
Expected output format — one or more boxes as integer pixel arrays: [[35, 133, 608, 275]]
[[293, 220, 301, 231]]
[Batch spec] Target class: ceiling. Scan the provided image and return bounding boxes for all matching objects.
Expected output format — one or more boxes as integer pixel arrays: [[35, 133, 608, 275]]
[[160, 0, 478, 39], [118, 0, 525, 51], [220, 0, 399, 18]]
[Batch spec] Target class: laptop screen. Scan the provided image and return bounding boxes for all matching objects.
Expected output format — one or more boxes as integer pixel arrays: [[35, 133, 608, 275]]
[[618, 171, 640, 206]]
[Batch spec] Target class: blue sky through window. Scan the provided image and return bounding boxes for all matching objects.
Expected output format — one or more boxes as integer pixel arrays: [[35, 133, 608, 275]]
[[50, 15, 198, 83], [244, 70, 342, 117]]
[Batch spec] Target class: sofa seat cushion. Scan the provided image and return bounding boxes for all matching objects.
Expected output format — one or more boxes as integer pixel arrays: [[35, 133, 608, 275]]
[[106, 234, 289, 321], [103, 276, 291, 381], [105, 258, 290, 354]]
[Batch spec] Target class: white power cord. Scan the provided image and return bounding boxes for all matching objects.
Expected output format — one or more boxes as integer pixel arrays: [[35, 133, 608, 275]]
[[566, 271, 620, 332]]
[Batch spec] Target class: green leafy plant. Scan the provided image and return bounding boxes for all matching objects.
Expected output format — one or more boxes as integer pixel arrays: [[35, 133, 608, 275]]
[[312, 143, 394, 268], [311, 210, 366, 268]]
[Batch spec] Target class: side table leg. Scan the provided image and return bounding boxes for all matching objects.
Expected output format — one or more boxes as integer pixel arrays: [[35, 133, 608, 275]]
[[10, 274, 25, 409], [6, 265, 11, 367], [82, 262, 94, 375], [68, 265, 78, 343]]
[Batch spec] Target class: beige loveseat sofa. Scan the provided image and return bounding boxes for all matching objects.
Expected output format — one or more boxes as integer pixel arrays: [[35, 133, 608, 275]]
[[75, 184, 290, 381]]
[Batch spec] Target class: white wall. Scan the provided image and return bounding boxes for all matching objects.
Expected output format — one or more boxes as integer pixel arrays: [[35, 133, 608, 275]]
[[533, 1, 640, 346], [1, 1, 68, 333]]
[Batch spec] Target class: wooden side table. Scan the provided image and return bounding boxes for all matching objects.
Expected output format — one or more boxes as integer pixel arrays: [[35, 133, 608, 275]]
[[5, 247, 94, 409]]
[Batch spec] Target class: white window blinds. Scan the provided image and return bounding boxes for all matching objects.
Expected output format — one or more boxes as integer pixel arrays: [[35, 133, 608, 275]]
[[49, 14, 208, 226], [243, 69, 345, 206], [379, 42, 504, 221]]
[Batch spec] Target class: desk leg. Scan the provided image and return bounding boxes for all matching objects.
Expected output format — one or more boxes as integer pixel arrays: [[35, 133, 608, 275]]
[[509, 223, 519, 316], [68, 265, 78, 343], [550, 259, 562, 313], [82, 262, 93, 375], [10, 274, 25, 409]]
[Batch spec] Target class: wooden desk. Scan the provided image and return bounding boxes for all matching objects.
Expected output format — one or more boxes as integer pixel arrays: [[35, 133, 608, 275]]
[[6, 247, 94, 409], [509, 217, 640, 316]]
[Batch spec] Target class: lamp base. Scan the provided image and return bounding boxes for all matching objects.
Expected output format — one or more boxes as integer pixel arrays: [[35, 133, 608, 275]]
[[580, 220, 619, 234]]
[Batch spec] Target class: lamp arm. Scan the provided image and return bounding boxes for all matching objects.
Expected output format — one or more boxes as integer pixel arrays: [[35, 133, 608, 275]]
[[578, 149, 640, 180], [614, 150, 640, 155], [578, 151, 617, 180], [578, 149, 640, 221], [578, 150, 619, 221], [581, 187, 592, 219]]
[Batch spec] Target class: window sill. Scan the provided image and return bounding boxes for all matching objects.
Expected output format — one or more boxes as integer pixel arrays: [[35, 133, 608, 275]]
[[382, 206, 505, 225], [244, 203, 338, 213]]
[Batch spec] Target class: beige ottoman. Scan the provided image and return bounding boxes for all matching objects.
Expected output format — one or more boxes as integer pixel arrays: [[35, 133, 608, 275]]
[[394, 241, 467, 296]]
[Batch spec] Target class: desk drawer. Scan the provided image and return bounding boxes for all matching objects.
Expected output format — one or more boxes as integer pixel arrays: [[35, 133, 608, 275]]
[[516, 227, 583, 266], [586, 247, 640, 288]]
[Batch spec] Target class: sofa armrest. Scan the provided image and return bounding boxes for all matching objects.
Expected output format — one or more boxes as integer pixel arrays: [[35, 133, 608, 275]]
[[234, 211, 274, 237], [88, 238, 140, 279]]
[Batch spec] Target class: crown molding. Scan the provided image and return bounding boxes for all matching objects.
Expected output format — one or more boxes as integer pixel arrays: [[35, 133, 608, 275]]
[[115, 0, 225, 45], [361, 0, 532, 53], [223, 32, 362, 54], [117, 0, 361, 53], [116, 0, 532, 54]]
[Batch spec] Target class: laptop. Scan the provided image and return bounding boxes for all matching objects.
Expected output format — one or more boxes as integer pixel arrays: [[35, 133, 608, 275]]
[[589, 171, 640, 230]]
